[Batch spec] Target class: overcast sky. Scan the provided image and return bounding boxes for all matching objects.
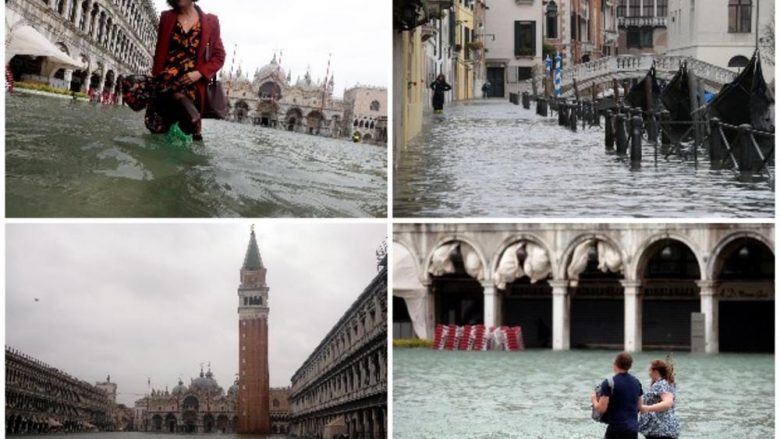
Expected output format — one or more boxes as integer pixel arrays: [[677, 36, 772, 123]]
[[6, 223, 386, 406], [151, 0, 389, 96]]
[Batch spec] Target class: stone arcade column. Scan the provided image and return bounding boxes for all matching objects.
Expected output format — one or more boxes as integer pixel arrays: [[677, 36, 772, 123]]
[[550, 281, 571, 351], [623, 281, 643, 353], [698, 281, 720, 354], [482, 283, 500, 327], [64, 69, 73, 91]]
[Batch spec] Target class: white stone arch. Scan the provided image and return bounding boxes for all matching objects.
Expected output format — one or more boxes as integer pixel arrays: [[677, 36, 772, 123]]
[[490, 232, 557, 284], [631, 232, 706, 282], [558, 232, 627, 281], [423, 235, 488, 283], [707, 231, 775, 281]]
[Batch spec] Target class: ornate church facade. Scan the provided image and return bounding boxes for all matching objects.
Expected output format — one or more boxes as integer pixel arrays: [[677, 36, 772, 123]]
[[222, 55, 387, 145]]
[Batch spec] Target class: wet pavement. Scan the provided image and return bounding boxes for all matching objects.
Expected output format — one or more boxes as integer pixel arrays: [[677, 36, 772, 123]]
[[393, 99, 774, 218], [6, 93, 387, 218]]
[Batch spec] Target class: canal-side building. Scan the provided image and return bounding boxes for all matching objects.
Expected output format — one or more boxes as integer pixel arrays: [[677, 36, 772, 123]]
[[131, 368, 291, 434], [6, 346, 115, 434], [289, 258, 388, 439], [484, 0, 542, 97], [666, 0, 774, 82], [616, 0, 669, 56], [394, 224, 774, 354], [543, 1, 619, 66], [6, 0, 157, 94]]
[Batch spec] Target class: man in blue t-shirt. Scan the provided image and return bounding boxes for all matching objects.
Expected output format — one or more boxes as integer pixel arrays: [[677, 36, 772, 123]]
[[591, 352, 644, 439]]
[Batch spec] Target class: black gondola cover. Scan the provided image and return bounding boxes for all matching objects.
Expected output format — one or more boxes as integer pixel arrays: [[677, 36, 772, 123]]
[[709, 50, 774, 132]]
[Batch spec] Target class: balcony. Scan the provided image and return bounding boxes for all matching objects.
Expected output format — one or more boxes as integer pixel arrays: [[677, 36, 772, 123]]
[[618, 16, 667, 28]]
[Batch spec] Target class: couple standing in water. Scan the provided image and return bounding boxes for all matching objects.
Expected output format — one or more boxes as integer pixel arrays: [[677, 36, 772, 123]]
[[591, 352, 680, 439], [122, 0, 226, 141]]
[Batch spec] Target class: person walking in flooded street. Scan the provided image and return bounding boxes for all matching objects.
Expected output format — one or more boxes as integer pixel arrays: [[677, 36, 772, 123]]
[[639, 359, 680, 439], [430, 74, 451, 114], [122, 0, 225, 141], [591, 352, 644, 439]]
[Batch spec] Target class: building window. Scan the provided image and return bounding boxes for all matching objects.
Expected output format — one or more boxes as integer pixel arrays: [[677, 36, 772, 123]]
[[643, 0, 655, 17], [517, 67, 533, 80], [571, 13, 577, 40], [728, 0, 752, 33], [546, 2, 558, 38], [514, 21, 536, 56], [628, 0, 640, 17], [617, 0, 626, 17], [370, 100, 380, 111], [627, 28, 654, 48], [657, 0, 668, 17]]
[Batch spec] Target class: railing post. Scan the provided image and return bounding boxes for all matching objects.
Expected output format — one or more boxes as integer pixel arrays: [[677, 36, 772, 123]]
[[559, 101, 567, 126], [647, 111, 658, 145], [631, 115, 643, 166], [605, 110, 615, 151], [616, 114, 627, 155], [737, 124, 760, 176], [570, 102, 578, 132], [709, 117, 725, 168], [660, 110, 671, 147], [539, 97, 548, 117], [593, 103, 601, 127]]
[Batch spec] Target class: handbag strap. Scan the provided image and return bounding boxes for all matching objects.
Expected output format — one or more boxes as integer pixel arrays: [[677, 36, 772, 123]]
[[199, 10, 217, 85]]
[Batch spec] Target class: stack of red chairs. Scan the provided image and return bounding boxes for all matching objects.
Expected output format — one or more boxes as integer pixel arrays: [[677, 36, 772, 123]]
[[458, 325, 472, 350], [472, 325, 487, 351], [504, 326, 524, 351], [432, 324, 447, 350], [443, 324, 458, 350]]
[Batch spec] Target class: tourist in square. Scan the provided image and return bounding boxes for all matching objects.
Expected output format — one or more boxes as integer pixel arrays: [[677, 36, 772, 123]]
[[123, 0, 225, 140], [591, 352, 644, 439], [639, 359, 680, 439]]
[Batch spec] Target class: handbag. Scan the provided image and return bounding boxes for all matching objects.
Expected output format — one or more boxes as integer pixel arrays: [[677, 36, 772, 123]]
[[591, 376, 614, 423], [201, 24, 227, 120]]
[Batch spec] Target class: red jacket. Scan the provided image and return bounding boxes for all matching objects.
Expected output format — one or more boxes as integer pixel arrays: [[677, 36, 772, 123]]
[[152, 6, 226, 112]]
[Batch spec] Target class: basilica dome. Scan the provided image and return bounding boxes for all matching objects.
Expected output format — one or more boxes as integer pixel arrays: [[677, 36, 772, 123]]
[[171, 379, 188, 396], [190, 370, 223, 395], [255, 54, 287, 84]]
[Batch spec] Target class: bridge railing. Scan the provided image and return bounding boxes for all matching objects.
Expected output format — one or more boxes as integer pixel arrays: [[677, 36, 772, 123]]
[[524, 55, 738, 97]]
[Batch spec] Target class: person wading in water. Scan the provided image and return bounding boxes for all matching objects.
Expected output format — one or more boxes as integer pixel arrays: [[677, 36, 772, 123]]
[[430, 74, 452, 114], [122, 0, 225, 141]]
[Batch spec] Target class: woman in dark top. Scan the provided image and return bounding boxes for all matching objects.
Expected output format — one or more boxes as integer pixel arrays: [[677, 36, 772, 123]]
[[123, 0, 225, 140], [430, 74, 452, 113]]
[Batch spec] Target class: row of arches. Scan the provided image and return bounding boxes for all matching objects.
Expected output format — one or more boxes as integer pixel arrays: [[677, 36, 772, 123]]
[[293, 349, 386, 414], [149, 412, 236, 434], [293, 292, 385, 388], [292, 408, 386, 439], [394, 229, 774, 353], [37, 0, 154, 73]]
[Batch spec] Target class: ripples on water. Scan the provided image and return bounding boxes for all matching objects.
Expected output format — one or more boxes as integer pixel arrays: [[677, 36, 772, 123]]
[[21, 434, 290, 439], [6, 94, 387, 218], [393, 349, 774, 439], [393, 100, 774, 218]]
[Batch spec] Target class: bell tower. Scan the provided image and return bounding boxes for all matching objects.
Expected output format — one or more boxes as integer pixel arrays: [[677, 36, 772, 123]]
[[237, 227, 271, 434]]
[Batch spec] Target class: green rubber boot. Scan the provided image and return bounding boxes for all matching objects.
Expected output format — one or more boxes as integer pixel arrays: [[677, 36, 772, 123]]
[[166, 122, 192, 148]]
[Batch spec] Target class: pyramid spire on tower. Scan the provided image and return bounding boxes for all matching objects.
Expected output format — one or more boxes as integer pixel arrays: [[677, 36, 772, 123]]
[[243, 228, 264, 270]]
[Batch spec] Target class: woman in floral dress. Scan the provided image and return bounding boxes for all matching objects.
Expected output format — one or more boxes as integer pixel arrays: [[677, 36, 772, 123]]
[[639, 359, 681, 439]]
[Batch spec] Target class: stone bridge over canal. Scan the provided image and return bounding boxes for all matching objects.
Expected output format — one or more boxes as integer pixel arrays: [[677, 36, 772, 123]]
[[523, 55, 740, 97]]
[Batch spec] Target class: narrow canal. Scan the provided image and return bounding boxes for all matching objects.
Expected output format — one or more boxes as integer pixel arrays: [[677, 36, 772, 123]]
[[393, 99, 774, 218], [6, 94, 387, 218], [393, 348, 774, 439]]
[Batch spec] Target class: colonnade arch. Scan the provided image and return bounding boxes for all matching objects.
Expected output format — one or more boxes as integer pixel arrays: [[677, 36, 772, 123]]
[[393, 226, 774, 354]]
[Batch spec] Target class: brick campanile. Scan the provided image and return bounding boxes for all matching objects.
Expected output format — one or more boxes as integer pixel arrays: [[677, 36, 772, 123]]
[[237, 228, 271, 434]]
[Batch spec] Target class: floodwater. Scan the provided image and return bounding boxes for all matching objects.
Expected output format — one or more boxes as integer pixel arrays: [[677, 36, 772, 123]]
[[17, 434, 290, 439], [6, 94, 387, 218], [393, 349, 774, 439], [393, 100, 774, 218]]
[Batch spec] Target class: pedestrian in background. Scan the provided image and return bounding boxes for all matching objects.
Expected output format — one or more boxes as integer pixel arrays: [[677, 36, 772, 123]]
[[482, 81, 492, 98], [430, 74, 451, 114]]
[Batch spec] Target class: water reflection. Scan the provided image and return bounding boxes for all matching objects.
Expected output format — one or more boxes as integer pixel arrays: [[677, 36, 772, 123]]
[[394, 100, 774, 218], [6, 94, 387, 218]]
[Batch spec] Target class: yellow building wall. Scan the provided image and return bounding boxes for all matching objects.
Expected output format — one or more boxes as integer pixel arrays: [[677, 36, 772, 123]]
[[401, 28, 424, 145], [454, 3, 475, 101]]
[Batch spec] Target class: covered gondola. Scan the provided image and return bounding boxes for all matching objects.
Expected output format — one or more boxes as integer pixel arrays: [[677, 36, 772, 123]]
[[624, 66, 661, 112], [709, 50, 774, 133], [661, 62, 693, 123]]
